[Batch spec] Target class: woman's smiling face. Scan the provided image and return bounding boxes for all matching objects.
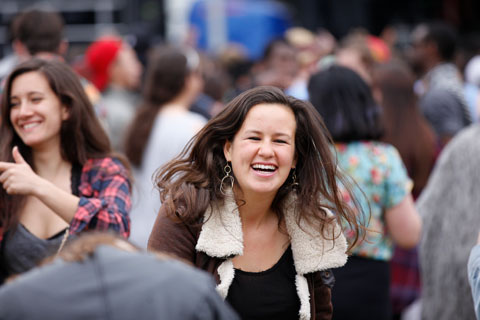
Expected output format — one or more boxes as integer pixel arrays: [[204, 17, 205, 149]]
[[223, 103, 297, 199], [9, 71, 69, 151]]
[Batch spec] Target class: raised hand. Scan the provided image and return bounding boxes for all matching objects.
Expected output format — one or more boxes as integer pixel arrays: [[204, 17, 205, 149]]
[[0, 146, 41, 195]]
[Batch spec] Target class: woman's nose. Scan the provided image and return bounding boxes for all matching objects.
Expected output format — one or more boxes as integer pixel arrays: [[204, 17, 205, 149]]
[[17, 101, 33, 117], [258, 141, 274, 157]]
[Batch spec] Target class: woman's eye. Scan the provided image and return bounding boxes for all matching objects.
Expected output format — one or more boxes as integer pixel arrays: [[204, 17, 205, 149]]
[[275, 139, 287, 144], [248, 137, 260, 141], [31, 97, 42, 103]]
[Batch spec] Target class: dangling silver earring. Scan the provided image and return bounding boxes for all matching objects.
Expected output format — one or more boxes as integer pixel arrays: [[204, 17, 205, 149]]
[[291, 168, 299, 189], [220, 163, 234, 195]]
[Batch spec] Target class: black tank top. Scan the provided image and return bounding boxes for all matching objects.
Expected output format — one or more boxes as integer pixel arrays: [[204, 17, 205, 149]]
[[1, 163, 82, 276], [226, 245, 300, 319]]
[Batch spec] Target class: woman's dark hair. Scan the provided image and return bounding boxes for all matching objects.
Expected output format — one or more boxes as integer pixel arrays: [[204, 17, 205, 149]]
[[156, 86, 362, 249], [125, 46, 194, 167], [0, 58, 112, 233], [308, 65, 383, 142], [372, 61, 437, 198]]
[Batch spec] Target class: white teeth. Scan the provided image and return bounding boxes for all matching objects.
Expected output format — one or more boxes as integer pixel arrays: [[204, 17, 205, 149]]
[[252, 164, 276, 170], [22, 123, 39, 130]]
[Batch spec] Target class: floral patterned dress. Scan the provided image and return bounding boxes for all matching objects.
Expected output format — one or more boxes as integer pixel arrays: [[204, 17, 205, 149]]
[[335, 141, 412, 261]]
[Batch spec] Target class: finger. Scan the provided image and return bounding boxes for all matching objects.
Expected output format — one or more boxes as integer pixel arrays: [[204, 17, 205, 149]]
[[2, 179, 11, 192], [0, 162, 14, 172], [5, 181, 25, 195], [5, 184, 15, 195], [12, 146, 27, 165], [0, 171, 9, 184], [3, 177, 21, 194]]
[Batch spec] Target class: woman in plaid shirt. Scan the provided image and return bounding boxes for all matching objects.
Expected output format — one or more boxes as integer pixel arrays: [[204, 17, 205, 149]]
[[0, 59, 131, 283]]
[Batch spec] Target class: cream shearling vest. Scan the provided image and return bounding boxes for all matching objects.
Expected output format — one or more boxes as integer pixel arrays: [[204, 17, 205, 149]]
[[195, 190, 348, 320]]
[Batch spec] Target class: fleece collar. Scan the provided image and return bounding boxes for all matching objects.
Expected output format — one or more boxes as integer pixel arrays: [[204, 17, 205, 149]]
[[195, 189, 348, 275]]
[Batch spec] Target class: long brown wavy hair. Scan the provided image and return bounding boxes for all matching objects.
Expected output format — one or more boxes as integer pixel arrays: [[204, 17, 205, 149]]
[[372, 61, 438, 198], [155, 86, 363, 249], [125, 46, 195, 167], [0, 58, 113, 234]]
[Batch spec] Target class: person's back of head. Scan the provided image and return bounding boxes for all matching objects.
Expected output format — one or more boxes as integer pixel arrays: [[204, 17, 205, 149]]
[[85, 36, 143, 92], [336, 30, 375, 84], [14, 9, 65, 57], [143, 45, 195, 106], [373, 61, 416, 110], [84, 36, 123, 92], [307, 64, 383, 142], [0, 233, 239, 320], [125, 45, 201, 167], [372, 61, 437, 197], [424, 22, 457, 62]]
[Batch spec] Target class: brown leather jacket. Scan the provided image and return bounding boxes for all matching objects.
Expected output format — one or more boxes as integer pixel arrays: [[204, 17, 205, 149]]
[[148, 196, 347, 320]]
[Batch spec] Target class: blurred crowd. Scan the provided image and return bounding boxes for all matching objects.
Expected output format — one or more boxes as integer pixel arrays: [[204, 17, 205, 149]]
[[1, 4, 480, 320]]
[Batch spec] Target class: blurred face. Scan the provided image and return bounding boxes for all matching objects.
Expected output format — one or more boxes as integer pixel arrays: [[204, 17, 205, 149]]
[[9, 71, 69, 150], [223, 103, 297, 199], [336, 48, 372, 84], [110, 44, 143, 90], [267, 43, 298, 77], [185, 70, 204, 102], [408, 25, 430, 75]]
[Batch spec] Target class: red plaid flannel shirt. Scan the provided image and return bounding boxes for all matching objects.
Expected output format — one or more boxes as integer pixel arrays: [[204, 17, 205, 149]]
[[0, 157, 131, 243]]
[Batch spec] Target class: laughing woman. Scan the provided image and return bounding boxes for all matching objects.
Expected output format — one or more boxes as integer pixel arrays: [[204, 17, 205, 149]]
[[148, 86, 362, 319], [0, 59, 131, 283]]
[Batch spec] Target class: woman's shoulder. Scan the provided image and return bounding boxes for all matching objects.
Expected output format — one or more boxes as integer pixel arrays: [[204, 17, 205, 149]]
[[336, 141, 401, 164], [148, 205, 202, 255], [157, 110, 207, 124], [150, 111, 206, 140], [442, 124, 480, 157], [186, 110, 208, 122], [82, 156, 128, 177], [336, 140, 395, 151], [176, 111, 208, 132], [357, 140, 398, 152], [359, 141, 402, 160]]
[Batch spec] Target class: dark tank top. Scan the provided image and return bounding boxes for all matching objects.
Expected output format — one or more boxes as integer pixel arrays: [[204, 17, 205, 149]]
[[1, 163, 82, 276], [226, 245, 300, 319]]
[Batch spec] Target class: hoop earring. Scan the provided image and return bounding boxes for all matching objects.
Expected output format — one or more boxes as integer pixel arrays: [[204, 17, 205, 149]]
[[220, 163, 234, 195], [291, 168, 299, 190]]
